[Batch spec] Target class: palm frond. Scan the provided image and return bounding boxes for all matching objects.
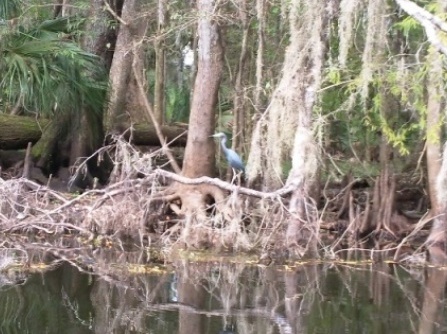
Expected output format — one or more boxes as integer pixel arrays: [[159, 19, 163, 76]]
[[0, 17, 107, 116]]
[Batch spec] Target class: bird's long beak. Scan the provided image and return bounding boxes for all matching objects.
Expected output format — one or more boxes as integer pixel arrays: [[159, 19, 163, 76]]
[[210, 134, 217, 138]]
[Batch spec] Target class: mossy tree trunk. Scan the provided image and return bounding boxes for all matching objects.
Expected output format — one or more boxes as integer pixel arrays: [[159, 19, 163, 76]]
[[32, 113, 71, 175], [68, 0, 116, 185], [247, 0, 330, 257], [105, 0, 148, 133]]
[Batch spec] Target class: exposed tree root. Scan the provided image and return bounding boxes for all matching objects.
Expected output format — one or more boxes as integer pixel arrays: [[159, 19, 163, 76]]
[[0, 138, 433, 262]]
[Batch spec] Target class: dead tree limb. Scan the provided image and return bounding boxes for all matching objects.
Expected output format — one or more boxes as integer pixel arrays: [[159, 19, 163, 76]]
[[154, 169, 293, 199], [132, 60, 182, 174], [395, 0, 447, 56]]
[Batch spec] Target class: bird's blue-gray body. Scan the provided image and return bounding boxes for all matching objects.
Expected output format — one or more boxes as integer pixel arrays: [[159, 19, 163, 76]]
[[211, 132, 245, 173]]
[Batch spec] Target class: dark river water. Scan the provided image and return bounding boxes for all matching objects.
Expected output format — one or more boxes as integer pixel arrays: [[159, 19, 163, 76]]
[[0, 249, 445, 334]]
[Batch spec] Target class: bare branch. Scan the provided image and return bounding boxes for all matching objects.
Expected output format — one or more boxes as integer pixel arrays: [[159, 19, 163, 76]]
[[103, 0, 128, 25], [132, 62, 182, 174], [395, 0, 447, 56], [154, 169, 293, 199]]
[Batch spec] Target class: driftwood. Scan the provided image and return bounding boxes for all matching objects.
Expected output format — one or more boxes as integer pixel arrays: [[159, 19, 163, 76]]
[[0, 113, 187, 150]]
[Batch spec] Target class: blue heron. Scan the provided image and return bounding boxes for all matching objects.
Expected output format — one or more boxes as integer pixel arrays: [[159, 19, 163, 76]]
[[211, 132, 245, 174]]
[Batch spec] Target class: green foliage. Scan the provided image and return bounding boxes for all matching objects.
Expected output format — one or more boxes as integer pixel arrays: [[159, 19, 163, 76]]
[[393, 16, 422, 38], [166, 85, 190, 122], [0, 16, 107, 116], [319, 0, 439, 167]]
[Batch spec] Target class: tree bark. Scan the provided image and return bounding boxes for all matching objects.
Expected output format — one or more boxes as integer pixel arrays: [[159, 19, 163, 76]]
[[424, 0, 447, 216], [68, 0, 117, 185], [254, 0, 265, 112], [182, 0, 223, 178], [32, 113, 71, 174], [153, 0, 167, 125], [105, 0, 147, 133], [283, 0, 330, 258], [232, 0, 250, 155], [53, 0, 72, 17], [426, 48, 443, 214], [83, 0, 116, 71]]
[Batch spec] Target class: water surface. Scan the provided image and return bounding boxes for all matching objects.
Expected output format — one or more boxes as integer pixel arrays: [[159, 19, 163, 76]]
[[0, 251, 445, 334]]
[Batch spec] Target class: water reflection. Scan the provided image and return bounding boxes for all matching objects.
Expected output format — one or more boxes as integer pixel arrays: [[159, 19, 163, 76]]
[[0, 251, 446, 334]]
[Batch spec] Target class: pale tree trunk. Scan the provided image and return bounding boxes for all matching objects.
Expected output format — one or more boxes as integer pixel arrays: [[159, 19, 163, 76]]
[[105, 0, 147, 133], [430, 144, 447, 264], [395, 0, 447, 265], [247, 1, 330, 192], [426, 49, 444, 214], [182, 0, 223, 178], [153, 0, 167, 125], [190, 32, 199, 97], [247, 0, 331, 257], [284, 0, 331, 258], [397, 0, 447, 263], [232, 0, 250, 156], [254, 0, 265, 112]]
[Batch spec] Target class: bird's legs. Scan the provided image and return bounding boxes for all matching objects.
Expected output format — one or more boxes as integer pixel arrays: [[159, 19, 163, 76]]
[[231, 169, 243, 186], [231, 168, 238, 185]]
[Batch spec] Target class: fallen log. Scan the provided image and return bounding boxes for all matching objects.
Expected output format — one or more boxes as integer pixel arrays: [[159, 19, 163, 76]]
[[0, 114, 187, 150], [0, 114, 48, 150]]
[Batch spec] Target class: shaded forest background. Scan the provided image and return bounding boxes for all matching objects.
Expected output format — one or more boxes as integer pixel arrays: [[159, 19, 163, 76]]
[[1, 0, 447, 263]]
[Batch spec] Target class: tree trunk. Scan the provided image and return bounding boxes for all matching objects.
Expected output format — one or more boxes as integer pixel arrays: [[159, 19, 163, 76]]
[[421, 0, 447, 265], [182, 0, 223, 178], [232, 0, 250, 155], [426, 48, 443, 214], [284, 0, 330, 258], [254, 0, 265, 113], [105, 0, 146, 133], [53, 0, 72, 17], [428, 143, 447, 265], [69, 0, 118, 185], [32, 113, 71, 175], [83, 0, 117, 71], [153, 0, 167, 125], [247, 1, 329, 191]]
